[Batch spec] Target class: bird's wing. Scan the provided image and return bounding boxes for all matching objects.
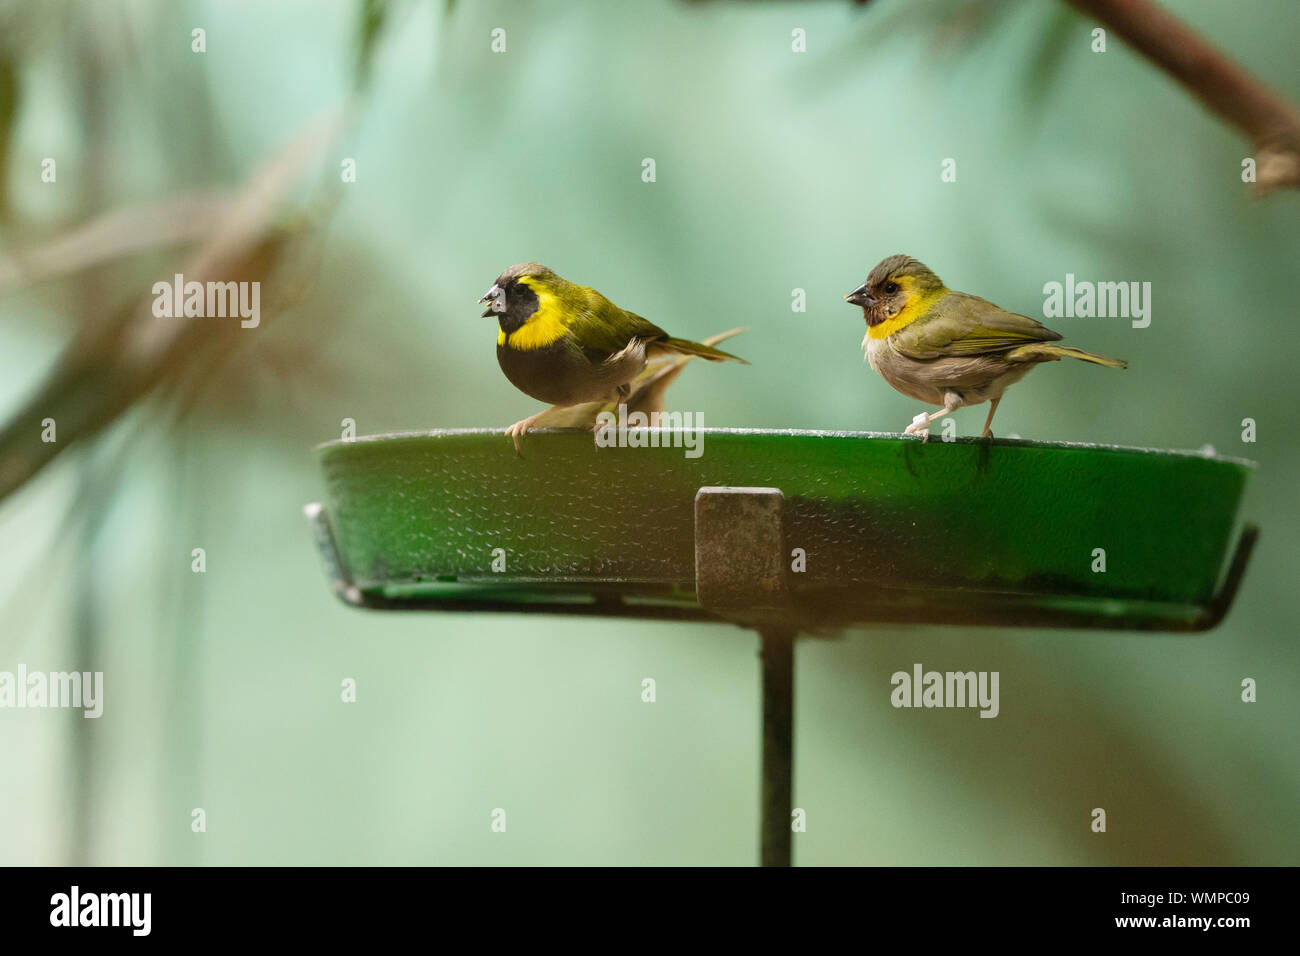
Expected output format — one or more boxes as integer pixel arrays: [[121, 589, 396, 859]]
[[568, 288, 667, 362], [534, 327, 745, 429], [891, 291, 1061, 359]]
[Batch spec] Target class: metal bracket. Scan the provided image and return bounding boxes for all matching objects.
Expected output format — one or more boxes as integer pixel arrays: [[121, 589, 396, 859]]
[[694, 486, 790, 625]]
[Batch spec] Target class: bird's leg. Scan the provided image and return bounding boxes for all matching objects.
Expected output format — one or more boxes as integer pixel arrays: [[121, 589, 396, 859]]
[[903, 392, 963, 441], [590, 399, 620, 450], [506, 408, 559, 453], [905, 411, 933, 438], [980, 397, 1001, 439]]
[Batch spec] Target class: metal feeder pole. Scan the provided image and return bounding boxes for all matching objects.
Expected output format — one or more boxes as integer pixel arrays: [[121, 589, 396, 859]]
[[759, 628, 795, 867]]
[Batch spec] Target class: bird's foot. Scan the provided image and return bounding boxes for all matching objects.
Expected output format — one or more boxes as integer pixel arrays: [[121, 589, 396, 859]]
[[505, 413, 545, 454], [904, 412, 931, 441]]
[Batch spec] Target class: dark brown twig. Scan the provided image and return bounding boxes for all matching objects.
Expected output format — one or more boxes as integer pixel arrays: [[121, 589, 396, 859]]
[[1066, 0, 1300, 194]]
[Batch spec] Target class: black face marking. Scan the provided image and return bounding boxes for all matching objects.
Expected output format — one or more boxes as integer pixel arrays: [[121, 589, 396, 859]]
[[497, 279, 540, 334]]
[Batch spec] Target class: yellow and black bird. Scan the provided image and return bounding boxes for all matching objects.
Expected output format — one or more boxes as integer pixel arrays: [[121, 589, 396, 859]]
[[480, 263, 746, 449], [845, 255, 1126, 438]]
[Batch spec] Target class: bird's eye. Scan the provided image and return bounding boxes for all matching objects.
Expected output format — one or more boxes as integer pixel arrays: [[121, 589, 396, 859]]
[[883, 281, 900, 295]]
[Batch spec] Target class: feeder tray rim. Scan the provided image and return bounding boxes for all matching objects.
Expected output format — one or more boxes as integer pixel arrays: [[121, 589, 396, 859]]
[[314, 427, 1257, 467]]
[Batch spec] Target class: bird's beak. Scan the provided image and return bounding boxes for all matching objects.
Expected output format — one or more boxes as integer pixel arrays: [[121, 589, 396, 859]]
[[479, 283, 505, 318], [844, 283, 874, 308]]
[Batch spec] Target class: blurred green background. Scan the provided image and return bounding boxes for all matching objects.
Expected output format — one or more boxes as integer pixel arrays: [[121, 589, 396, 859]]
[[0, 0, 1296, 865]]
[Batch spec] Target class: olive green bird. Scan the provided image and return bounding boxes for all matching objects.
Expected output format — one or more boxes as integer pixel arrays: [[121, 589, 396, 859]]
[[480, 263, 746, 449], [844, 255, 1126, 438]]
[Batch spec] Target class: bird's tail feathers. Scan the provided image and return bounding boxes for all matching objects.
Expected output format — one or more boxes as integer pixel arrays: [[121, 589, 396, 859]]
[[654, 333, 749, 364], [1009, 343, 1127, 369]]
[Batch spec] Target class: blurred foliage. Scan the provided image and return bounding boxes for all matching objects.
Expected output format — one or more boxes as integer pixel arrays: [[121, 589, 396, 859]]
[[355, 0, 390, 90], [0, 54, 16, 218]]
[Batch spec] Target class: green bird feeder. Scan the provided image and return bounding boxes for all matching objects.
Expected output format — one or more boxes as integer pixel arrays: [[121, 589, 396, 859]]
[[305, 428, 1257, 866]]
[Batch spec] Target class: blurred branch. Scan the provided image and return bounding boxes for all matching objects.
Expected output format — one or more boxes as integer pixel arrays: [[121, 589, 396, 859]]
[[1066, 0, 1300, 195], [0, 191, 235, 293], [0, 107, 348, 505], [0, 53, 16, 218], [355, 0, 391, 90]]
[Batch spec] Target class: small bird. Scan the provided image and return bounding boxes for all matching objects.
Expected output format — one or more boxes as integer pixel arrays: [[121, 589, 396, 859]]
[[479, 263, 746, 449], [844, 255, 1126, 438]]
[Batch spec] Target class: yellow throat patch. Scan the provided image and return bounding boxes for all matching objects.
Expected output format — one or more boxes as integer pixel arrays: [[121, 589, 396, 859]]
[[498, 277, 569, 351], [867, 279, 947, 340]]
